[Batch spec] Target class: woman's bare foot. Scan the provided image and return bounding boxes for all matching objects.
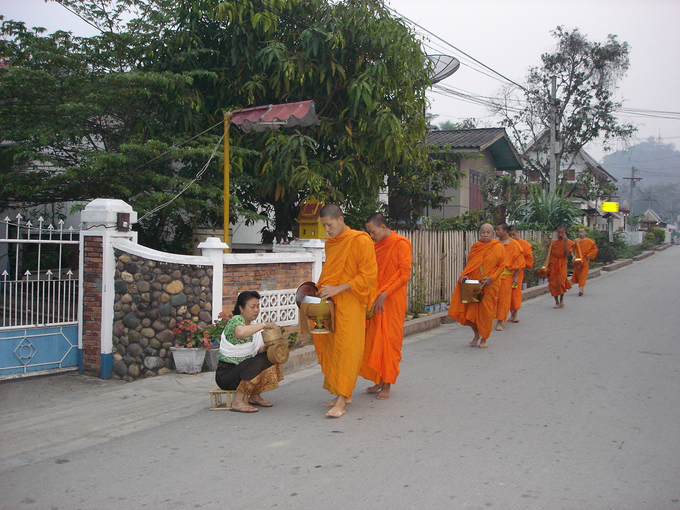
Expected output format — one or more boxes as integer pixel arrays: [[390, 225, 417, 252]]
[[324, 395, 352, 407], [231, 394, 258, 413], [366, 383, 383, 394], [249, 394, 273, 407], [326, 395, 348, 417], [377, 383, 391, 400]]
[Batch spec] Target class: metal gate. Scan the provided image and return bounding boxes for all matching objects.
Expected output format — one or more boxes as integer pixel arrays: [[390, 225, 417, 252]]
[[0, 214, 80, 379]]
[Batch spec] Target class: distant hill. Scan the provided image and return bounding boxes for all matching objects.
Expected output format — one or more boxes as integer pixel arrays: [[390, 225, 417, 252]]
[[602, 138, 680, 185]]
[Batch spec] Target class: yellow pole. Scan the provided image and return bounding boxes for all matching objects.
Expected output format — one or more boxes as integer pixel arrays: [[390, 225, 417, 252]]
[[223, 111, 231, 250]]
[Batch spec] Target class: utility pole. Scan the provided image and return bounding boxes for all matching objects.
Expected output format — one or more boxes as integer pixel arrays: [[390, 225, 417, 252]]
[[623, 167, 642, 215], [549, 75, 557, 195]]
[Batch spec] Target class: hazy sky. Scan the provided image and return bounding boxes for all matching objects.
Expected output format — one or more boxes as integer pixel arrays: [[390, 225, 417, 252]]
[[387, 0, 680, 162], [3, 0, 679, 163]]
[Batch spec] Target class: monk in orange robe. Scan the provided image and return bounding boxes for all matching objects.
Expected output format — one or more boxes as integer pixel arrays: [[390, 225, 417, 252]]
[[448, 223, 506, 348], [571, 227, 599, 296], [494, 222, 525, 331], [548, 224, 575, 309], [316, 204, 377, 418], [359, 213, 412, 400], [508, 225, 534, 323]]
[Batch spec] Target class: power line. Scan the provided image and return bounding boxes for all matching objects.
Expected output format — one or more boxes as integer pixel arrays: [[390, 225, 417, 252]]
[[137, 133, 225, 222], [388, 7, 527, 92]]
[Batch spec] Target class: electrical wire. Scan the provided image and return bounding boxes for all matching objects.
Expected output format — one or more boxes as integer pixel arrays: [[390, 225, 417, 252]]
[[126, 121, 223, 175], [388, 6, 527, 92], [137, 133, 225, 222]]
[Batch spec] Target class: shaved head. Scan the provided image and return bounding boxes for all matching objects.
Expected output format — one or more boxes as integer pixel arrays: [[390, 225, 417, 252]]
[[319, 203, 343, 219], [480, 223, 494, 242], [366, 212, 388, 227]]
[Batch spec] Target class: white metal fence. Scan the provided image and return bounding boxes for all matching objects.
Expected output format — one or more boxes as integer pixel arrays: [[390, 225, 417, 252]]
[[0, 214, 80, 328]]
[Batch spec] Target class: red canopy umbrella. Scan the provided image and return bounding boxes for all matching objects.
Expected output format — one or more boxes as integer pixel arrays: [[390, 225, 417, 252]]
[[222, 101, 320, 246], [229, 100, 319, 133]]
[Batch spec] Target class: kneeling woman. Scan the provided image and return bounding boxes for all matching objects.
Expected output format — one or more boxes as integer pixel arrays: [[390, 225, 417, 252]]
[[215, 291, 283, 413]]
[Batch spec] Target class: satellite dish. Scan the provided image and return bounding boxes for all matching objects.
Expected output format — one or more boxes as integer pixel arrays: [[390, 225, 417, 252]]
[[427, 54, 460, 84]]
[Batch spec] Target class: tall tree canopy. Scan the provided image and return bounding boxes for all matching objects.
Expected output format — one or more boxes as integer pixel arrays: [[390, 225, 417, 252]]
[[491, 26, 635, 187], [0, 0, 457, 250]]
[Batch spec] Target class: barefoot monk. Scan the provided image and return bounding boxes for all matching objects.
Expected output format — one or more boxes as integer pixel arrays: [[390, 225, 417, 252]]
[[570, 227, 598, 296], [315, 204, 378, 418], [508, 225, 534, 323], [447, 223, 505, 349], [549, 224, 575, 309], [494, 223, 525, 332], [359, 213, 412, 400]]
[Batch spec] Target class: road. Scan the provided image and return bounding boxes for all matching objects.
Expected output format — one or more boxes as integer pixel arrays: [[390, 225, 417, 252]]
[[0, 247, 679, 510]]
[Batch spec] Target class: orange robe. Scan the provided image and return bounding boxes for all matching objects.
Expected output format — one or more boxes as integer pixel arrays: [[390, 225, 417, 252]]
[[359, 231, 412, 385], [448, 239, 505, 340], [314, 228, 377, 398], [510, 237, 534, 310], [571, 238, 598, 287], [548, 238, 575, 296], [495, 238, 525, 321]]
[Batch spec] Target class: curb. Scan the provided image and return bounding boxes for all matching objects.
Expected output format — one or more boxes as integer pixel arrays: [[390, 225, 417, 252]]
[[602, 259, 633, 271], [632, 251, 655, 261]]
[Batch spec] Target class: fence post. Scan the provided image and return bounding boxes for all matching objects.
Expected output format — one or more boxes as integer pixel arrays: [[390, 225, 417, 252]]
[[302, 239, 325, 282], [79, 199, 138, 379], [198, 237, 229, 319]]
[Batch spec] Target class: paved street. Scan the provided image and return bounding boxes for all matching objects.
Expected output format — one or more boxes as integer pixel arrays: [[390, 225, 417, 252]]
[[1, 247, 679, 510]]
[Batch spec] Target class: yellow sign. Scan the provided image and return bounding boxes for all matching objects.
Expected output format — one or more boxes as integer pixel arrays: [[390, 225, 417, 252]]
[[601, 202, 619, 212]]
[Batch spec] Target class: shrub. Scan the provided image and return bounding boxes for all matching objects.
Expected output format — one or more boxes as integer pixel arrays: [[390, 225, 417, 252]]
[[650, 227, 665, 244]]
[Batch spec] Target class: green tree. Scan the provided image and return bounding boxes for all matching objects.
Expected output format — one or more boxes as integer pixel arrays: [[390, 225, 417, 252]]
[[1, 0, 458, 249], [481, 173, 524, 224], [492, 26, 635, 186], [436, 118, 480, 130]]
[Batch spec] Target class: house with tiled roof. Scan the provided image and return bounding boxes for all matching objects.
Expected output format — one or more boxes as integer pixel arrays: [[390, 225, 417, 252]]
[[523, 131, 620, 231], [422, 128, 523, 218]]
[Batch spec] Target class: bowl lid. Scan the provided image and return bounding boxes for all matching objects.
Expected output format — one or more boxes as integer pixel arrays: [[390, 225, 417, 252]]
[[295, 281, 318, 307]]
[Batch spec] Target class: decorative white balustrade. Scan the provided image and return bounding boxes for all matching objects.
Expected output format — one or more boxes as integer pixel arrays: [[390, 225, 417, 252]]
[[258, 289, 298, 327]]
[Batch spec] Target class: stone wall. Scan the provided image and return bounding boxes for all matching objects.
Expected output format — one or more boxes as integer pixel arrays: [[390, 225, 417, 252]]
[[111, 250, 213, 381]]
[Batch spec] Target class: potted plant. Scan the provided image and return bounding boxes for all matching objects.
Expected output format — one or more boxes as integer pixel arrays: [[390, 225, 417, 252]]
[[170, 319, 213, 374], [202, 312, 231, 371]]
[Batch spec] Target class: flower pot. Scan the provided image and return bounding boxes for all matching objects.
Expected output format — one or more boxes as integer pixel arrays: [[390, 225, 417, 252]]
[[205, 348, 219, 371], [170, 347, 206, 374]]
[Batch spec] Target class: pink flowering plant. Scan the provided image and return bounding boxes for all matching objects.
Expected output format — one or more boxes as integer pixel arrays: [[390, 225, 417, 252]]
[[203, 311, 231, 346], [173, 319, 212, 349]]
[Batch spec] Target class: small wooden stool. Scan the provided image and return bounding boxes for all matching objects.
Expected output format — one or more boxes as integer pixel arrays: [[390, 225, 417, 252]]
[[209, 385, 236, 410]]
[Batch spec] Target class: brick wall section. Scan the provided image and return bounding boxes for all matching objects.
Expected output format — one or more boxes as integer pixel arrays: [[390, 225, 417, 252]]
[[221, 262, 313, 313], [81, 236, 103, 376], [222, 261, 314, 347]]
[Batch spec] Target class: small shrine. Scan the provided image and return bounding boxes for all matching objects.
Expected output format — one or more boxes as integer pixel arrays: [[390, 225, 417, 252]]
[[296, 198, 326, 239]]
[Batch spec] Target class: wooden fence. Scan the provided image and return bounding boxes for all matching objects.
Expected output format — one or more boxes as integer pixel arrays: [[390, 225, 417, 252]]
[[397, 230, 547, 313]]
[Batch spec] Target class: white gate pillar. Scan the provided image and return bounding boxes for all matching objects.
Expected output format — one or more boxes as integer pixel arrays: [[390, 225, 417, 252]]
[[79, 199, 137, 378]]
